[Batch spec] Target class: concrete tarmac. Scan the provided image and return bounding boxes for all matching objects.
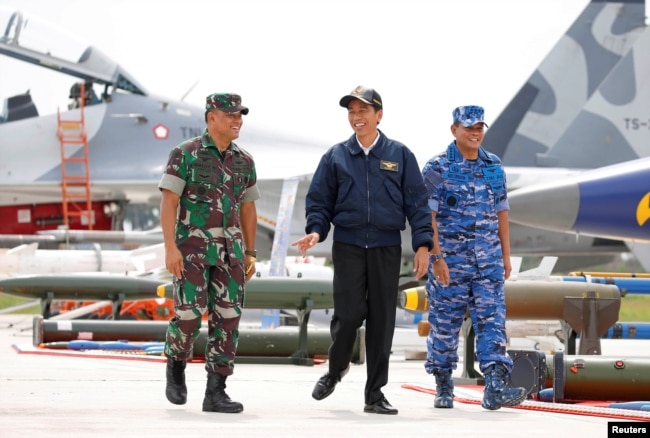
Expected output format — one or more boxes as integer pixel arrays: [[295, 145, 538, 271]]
[[0, 314, 647, 438]]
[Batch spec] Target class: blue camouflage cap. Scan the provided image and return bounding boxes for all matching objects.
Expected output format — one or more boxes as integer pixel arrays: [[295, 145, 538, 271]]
[[452, 105, 488, 127], [205, 93, 249, 115]]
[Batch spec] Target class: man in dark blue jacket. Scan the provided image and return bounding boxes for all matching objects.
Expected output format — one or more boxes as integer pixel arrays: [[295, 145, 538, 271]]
[[292, 86, 433, 415]]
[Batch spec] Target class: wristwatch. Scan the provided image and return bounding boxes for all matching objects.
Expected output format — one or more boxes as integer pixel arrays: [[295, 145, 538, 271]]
[[431, 253, 445, 263], [245, 250, 257, 257]]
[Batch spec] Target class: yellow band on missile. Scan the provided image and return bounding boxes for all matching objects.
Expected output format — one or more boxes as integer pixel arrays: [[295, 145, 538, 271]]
[[402, 287, 428, 312]]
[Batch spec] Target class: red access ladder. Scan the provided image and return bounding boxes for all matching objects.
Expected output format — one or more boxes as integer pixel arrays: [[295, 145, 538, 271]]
[[56, 82, 93, 229]]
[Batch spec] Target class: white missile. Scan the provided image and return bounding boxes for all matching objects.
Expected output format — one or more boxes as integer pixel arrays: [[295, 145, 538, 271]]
[[0, 242, 165, 277]]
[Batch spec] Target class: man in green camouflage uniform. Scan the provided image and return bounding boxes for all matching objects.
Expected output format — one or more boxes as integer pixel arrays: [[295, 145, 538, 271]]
[[158, 93, 260, 414]]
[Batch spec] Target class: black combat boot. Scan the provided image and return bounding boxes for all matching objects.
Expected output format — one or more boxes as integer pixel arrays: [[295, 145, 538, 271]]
[[482, 364, 527, 410], [202, 373, 244, 413], [165, 357, 187, 405], [433, 369, 454, 408]]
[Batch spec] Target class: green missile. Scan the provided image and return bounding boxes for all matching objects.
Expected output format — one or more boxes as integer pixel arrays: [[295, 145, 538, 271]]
[[554, 353, 650, 401], [0, 274, 334, 311], [529, 352, 650, 402], [400, 280, 621, 319], [32, 316, 364, 364], [158, 276, 333, 310], [0, 273, 166, 301], [1, 273, 336, 358]]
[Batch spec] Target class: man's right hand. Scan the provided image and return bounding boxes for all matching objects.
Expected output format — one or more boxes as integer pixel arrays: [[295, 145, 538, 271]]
[[165, 246, 184, 278], [291, 232, 320, 257]]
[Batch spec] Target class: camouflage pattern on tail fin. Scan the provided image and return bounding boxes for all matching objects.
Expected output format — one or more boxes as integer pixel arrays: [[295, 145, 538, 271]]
[[542, 24, 650, 168], [483, 0, 646, 167]]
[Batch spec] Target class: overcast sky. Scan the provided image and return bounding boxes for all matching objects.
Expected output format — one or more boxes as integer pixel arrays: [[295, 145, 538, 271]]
[[1, 0, 629, 167]]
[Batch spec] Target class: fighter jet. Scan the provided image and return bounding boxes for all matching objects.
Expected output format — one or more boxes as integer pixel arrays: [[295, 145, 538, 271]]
[[0, 2, 647, 270], [500, 1, 650, 271], [0, 8, 322, 243]]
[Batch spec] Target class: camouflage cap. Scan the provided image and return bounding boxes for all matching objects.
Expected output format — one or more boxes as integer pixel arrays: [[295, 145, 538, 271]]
[[339, 85, 382, 109], [205, 93, 249, 115], [452, 105, 488, 127]]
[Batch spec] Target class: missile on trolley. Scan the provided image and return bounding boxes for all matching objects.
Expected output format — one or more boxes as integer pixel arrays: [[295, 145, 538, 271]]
[[157, 276, 333, 310], [400, 279, 622, 318], [0, 273, 165, 301], [0, 272, 333, 311], [401, 279, 622, 354], [1, 273, 335, 361], [527, 351, 650, 402], [158, 276, 335, 356], [0, 242, 165, 275], [0, 272, 334, 331], [32, 316, 364, 365], [0, 273, 167, 319]]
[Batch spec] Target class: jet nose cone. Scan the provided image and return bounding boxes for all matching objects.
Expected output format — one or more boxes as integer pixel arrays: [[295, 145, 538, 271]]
[[507, 181, 580, 233]]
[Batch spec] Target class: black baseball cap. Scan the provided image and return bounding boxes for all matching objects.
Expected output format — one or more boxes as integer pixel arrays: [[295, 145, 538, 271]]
[[339, 85, 382, 109]]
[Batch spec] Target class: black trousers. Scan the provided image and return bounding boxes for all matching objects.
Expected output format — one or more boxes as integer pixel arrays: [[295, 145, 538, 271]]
[[329, 242, 401, 404]]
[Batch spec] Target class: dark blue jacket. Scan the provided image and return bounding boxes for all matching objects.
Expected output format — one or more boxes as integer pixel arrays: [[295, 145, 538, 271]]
[[305, 131, 433, 252]]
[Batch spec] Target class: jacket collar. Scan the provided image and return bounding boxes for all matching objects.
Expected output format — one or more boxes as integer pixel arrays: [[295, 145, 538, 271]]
[[446, 141, 494, 164], [346, 129, 385, 156]]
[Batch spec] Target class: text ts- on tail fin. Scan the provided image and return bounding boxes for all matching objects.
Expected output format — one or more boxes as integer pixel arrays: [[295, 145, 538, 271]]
[[541, 24, 650, 169], [483, 0, 646, 166]]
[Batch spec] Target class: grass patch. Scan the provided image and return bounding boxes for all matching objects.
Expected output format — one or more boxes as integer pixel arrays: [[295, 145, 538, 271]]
[[619, 295, 650, 322], [0, 294, 40, 314]]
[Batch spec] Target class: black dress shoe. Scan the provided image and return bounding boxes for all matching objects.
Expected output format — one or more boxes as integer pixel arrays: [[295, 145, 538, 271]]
[[312, 373, 339, 400], [364, 397, 398, 415]]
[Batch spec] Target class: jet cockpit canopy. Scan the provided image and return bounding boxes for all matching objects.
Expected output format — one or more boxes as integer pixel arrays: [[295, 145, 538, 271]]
[[0, 8, 147, 97]]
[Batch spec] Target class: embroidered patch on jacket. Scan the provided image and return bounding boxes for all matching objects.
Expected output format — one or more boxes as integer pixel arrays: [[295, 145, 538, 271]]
[[380, 160, 399, 172]]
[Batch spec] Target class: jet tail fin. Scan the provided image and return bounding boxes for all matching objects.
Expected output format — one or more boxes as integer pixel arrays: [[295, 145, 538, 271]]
[[483, 0, 646, 167], [541, 22, 650, 169]]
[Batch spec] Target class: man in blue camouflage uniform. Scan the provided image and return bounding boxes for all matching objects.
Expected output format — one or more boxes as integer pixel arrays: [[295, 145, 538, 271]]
[[158, 93, 259, 414], [292, 86, 433, 415], [421, 105, 525, 411]]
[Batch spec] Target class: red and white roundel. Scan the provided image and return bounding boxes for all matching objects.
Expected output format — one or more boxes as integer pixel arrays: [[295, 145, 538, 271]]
[[153, 124, 169, 140]]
